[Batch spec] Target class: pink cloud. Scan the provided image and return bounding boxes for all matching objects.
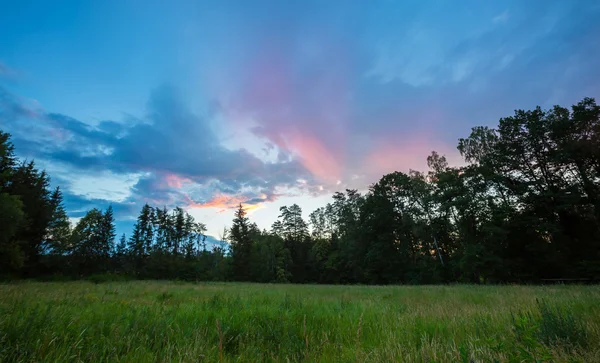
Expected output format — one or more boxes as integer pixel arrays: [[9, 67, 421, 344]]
[[287, 130, 342, 183], [350, 98, 466, 178], [185, 193, 272, 213], [223, 35, 352, 185], [164, 173, 192, 189], [364, 138, 434, 176], [210, 28, 465, 189], [363, 133, 463, 178]]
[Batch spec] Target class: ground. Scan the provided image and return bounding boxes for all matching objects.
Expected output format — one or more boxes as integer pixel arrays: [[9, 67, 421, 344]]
[[1, 281, 599, 362]]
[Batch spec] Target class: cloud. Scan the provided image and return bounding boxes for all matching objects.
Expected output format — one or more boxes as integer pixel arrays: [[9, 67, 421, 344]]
[[0, 62, 18, 80], [363, 135, 464, 181], [493, 10, 510, 24], [186, 193, 272, 213], [2, 0, 599, 233], [1, 84, 317, 221], [0, 87, 43, 121], [217, 0, 599, 195]]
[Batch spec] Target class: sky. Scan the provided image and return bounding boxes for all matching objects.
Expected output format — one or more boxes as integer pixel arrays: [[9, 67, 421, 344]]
[[1, 0, 600, 240]]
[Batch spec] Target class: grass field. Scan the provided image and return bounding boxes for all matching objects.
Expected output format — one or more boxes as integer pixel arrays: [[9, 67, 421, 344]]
[[1, 282, 599, 362]]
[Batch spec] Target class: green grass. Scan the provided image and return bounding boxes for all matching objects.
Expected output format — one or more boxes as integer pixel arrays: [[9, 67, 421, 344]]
[[1, 282, 599, 362]]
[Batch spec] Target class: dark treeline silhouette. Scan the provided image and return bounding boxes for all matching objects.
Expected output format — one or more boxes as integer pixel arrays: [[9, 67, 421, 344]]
[[1, 98, 599, 283]]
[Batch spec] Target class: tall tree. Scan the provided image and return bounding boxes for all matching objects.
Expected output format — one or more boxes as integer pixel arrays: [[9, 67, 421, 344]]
[[172, 207, 185, 256], [129, 204, 154, 258], [230, 204, 253, 281], [7, 161, 53, 274], [0, 193, 25, 273], [277, 204, 311, 282], [100, 206, 116, 256], [116, 233, 127, 256], [0, 131, 16, 189], [154, 206, 172, 252], [2, 98, 599, 283], [70, 208, 111, 274], [0, 132, 25, 273], [44, 187, 71, 255], [279, 204, 309, 242]]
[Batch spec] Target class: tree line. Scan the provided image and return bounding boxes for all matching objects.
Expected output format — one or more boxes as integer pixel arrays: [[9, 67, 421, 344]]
[[1, 97, 598, 283]]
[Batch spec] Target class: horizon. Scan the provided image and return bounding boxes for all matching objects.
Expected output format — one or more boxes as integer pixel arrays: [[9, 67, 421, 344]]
[[1, 0, 599, 239]]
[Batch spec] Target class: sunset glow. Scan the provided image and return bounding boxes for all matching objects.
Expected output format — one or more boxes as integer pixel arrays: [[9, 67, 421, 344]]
[[1, 0, 598, 238]]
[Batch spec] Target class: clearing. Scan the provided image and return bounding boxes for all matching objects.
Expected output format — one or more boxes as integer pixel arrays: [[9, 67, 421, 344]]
[[1, 281, 599, 362]]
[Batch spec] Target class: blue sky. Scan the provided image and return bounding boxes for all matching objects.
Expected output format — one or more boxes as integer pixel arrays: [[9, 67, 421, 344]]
[[1, 0, 599, 238]]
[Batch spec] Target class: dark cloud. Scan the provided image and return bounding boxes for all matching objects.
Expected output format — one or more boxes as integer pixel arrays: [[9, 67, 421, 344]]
[[1, 84, 316, 222], [61, 192, 134, 219]]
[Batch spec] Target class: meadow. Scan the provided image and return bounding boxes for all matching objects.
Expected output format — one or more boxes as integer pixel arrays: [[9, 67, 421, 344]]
[[1, 281, 599, 362]]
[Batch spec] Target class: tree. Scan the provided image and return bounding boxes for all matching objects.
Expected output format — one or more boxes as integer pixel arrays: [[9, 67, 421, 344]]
[[230, 204, 253, 281], [252, 232, 291, 283], [456, 98, 600, 281], [154, 206, 172, 252], [276, 204, 311, 282], [0, 131, 16, 189], [279, 204, 309, 242], [129, 204, 154, 258], [100, 206, 116, 256], [2, 98, 600, 283], [0, 193, 25, 273], [271, 220, 284, 236], [44, 187, 71, 255], [172, 207, 185, 255], [309, 207, 328, 240], [6, 161, 53, 274], [70, 208, 111, 274], [116, 233, 127, 256], [0, 132, 25, 274]]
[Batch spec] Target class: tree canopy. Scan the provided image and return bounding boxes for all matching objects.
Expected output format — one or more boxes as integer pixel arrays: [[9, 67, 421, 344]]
[[1, 98, 599, 283]]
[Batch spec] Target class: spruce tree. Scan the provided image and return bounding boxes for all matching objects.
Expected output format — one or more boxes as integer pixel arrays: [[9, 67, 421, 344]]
[[230, 204, 253, 281], [45, 187, 71, 254]]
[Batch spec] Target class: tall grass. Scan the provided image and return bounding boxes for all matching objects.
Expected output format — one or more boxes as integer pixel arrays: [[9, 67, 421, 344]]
[[0, 282, 599, 362]]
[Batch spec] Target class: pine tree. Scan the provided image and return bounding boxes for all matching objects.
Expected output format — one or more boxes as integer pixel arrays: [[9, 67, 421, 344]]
[[173, 207, 185, 255], [0, 131, 17, 189], [0, 132, 25, 273], [154, 206, 171, 251], [100, 205, 116, 257], [129, 204, 154, 257], [230, 204, 253, 281], [279, 204, 308, 242], [0, 193, 25, 272], [278, 204, 310, 282], [7, 161, 53, 274], [271, 220, 284, 236], [45, 187, 71, 254], [116, 233, 127, 256]]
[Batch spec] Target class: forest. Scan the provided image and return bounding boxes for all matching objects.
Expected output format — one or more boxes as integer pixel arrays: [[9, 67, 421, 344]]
[[1, 97, 599, 284]]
